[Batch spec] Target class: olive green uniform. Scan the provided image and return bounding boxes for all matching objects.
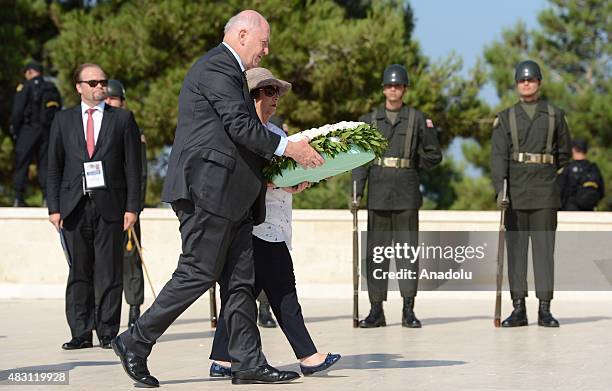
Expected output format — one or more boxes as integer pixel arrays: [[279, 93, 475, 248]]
[[491, 100, 572, 300], [122, 132, 147, 306], [352, 104, 442, 302]]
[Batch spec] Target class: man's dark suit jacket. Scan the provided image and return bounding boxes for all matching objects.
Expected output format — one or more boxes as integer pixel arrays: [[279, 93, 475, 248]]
[[162, 43, 281, 224], [47, 104, 142, 221]]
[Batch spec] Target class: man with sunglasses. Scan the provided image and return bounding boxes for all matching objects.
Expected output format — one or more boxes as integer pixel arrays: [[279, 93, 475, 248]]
[[113, 10, 322, 387], [47, 63, 141, 350], [352, 64, 442, 329], [491, 60, 572, 328]]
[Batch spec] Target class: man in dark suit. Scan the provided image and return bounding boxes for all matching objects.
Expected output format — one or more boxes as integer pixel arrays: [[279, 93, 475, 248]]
[[47, 63, 141, 350], [113, 10, 323, 387]]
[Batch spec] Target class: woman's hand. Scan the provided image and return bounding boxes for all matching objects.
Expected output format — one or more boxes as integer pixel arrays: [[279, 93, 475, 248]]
[[282, 181, 310, 194]]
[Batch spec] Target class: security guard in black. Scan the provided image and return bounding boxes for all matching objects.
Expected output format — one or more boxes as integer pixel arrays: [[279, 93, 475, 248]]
[[558, 138, 604, 211], [11, 62, 61, 206]]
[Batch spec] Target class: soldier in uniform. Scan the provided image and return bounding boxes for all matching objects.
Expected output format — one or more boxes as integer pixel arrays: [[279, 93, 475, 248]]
[[352, 64, 442, 328], [104, 79, 147, 328], [10, 62, 61, 206], [558, 138, 604, 211], [491, 60, 572, 328]]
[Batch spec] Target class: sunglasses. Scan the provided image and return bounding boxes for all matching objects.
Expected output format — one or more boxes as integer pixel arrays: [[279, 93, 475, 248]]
[[260, 86, 280, 97], [517, 78, 538, 84], [79, 79, 109, 87]]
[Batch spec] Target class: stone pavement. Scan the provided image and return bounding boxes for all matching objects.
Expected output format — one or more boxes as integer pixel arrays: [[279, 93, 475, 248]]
[[1, 293, 611, 390]]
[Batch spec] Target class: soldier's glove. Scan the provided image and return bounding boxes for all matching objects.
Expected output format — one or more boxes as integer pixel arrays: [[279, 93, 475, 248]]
[[497, 191, 510, 209], [349, 195, 361, 213]]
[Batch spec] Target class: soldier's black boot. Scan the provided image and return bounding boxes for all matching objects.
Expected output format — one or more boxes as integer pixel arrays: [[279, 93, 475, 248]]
[[501, 298, 528, 327], [538, 300, 559, 327], [128, 305, 140, 329], [358, 302, 386, 328], [257, 302, 277, 328], [12, 197, 25, 207], [401, 297, 422, 328]]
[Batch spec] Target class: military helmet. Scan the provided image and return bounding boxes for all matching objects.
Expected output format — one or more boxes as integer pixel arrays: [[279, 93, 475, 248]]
[[106, 79, 126, 99], [382, 64, 409, 86], [514, 60, 542, 81]]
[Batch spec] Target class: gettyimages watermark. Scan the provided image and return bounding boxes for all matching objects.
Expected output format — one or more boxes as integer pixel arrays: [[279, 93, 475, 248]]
[[359, 231, 612, 291]]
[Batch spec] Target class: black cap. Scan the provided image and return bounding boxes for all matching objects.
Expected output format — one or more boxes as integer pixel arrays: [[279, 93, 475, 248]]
[[572, 138, 588, 153], [23, 62, 43, 73]]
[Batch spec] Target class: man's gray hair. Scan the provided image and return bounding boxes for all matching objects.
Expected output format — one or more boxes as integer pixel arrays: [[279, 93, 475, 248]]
[[224, 10, 265, 34]]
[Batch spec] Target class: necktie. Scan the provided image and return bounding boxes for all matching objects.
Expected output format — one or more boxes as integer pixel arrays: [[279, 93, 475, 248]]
[[86, 108, 95, 158]]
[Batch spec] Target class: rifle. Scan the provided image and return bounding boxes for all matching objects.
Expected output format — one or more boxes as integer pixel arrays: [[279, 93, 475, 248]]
[[210, 285, 218, 328], [494, 178, 508, 327], [351, 181, 360, 328], [129, 226, 157, 300]]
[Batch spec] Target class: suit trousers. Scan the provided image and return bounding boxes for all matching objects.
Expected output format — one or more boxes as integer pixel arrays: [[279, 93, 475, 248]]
[[121, 199, 266, 371], [13, 125, 48, 198], [366, 209, 419, 302], [210, 237, 317, 362], [63, 196, 124, 340], [123, 219, 144, 306], [505, 208, 557, 300]]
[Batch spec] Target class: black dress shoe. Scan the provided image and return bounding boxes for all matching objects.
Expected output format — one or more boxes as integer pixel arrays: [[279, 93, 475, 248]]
[[111, 336, 159, 388], [358, 302, 386, 328], [401, 297, 422, 328], [13, 198, 25, 207], [502, 298, 528, 327], [62, 337, 93, 350], [538, 300, 560, 327], [232, 364, 300, 384], [128, 305, 141, 329], [209, 362, 231, 377], [257, 302, 277, 328], [100, 336, 114, 349], [300, 353, 341, 376]]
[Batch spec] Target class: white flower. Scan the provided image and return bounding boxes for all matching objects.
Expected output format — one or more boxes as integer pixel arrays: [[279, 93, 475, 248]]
[[295, 121, 366, 141]]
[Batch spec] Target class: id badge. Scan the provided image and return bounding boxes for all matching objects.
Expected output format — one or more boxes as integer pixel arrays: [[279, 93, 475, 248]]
[[83, 161, 106, 189]]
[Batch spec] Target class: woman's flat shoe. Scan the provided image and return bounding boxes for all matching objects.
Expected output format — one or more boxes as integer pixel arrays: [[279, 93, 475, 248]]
[[210, 362, 231, 377], [300, 353, 341, 376]]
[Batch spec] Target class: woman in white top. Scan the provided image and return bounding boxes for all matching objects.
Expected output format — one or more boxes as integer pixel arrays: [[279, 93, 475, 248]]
[[209, 68, 340, 377]]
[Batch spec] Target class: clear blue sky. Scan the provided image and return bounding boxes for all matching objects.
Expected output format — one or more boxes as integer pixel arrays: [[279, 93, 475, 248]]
[[411, 0, 549, 105]]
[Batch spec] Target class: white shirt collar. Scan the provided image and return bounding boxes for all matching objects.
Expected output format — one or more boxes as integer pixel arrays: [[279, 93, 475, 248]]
[[81, 100, 106, 114], [222, 42, 245, 72]]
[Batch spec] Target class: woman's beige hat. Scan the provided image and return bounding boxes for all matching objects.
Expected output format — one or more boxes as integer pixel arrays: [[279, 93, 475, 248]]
[[246, 67, 292, 96]]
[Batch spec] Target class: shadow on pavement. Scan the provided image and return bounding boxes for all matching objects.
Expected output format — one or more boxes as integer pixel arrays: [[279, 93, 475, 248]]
[[556, 316, 611, 325], [161, 377, 231, 385], [309, 353, 466, 370]]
